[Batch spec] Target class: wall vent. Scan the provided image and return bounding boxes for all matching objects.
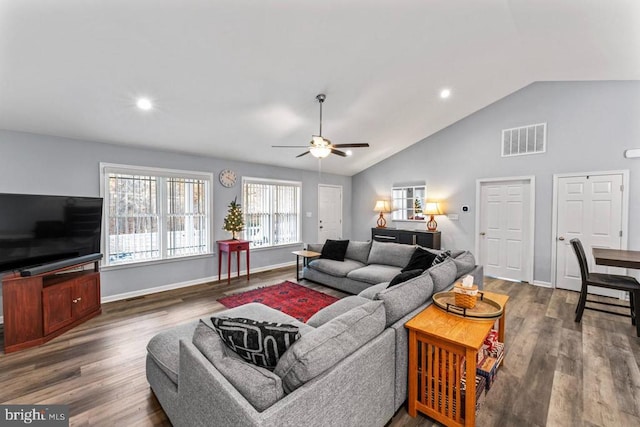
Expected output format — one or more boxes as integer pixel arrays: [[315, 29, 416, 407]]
[[501, 123, 546, 157]]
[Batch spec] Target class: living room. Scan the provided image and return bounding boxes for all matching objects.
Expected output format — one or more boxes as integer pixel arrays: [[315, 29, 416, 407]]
[[1, 1, 639, 426]]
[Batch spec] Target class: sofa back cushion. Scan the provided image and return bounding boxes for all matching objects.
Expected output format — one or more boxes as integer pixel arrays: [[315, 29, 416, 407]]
[[367, 240, 416, 268], [274, 300, 385, 393], [345, 240, 372, 264], [193, 320, 285, 412], [428, 258, 458, 292], [375, 272, 434, 326], [306, 295, 370, 327], [453, 250, 476, 278]]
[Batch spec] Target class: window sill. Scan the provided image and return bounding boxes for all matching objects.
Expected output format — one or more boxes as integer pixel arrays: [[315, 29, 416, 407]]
[[101, 252, 214, 271], [392, 219, 427, 223], [249, 242, 303, 252]]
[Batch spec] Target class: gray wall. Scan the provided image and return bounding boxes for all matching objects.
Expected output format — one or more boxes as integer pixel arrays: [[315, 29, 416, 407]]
[[353, 81, 640, 284], [0, 130, 351, 317]]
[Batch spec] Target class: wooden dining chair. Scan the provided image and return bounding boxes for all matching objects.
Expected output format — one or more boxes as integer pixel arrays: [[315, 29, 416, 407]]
[[570, 238, 640, 337]]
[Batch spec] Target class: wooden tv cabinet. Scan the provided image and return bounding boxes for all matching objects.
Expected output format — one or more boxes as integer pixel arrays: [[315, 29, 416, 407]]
[[2, 259, 101, 353]]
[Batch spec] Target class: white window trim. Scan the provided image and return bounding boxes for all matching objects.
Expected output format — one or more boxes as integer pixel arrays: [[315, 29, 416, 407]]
[[99, 162, 214, 267], [242, 176, 302, 249]]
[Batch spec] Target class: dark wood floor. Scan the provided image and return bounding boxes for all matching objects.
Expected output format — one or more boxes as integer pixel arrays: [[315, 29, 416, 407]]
[[1, 268, 638, 426]]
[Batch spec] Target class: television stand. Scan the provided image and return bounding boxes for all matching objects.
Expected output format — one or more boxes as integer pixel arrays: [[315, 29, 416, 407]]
[[2, 258, 101, 353]]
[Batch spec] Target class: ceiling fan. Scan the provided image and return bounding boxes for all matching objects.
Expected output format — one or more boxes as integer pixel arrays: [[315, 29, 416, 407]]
[[272, 94, 370, 158]]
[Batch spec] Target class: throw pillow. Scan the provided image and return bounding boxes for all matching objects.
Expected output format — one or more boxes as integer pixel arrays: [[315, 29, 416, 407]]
[[211, 317, 300, 370], [402, 247, 438, 272], [431, 250, 452, 266], [388, 269, 423, 288], [320, 239, 350, 261]]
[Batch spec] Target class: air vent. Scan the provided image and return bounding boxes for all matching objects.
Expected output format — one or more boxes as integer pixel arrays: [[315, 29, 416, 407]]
[[502, 123, 546, 157]]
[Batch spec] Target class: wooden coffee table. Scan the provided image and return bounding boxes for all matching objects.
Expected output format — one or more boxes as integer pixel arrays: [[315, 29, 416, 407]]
[[292, 250, 321, 281], [405, 291, 509, 427]]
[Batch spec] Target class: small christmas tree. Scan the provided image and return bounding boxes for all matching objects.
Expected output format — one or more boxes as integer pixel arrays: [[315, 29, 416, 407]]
[[223, 197, 244, 239]]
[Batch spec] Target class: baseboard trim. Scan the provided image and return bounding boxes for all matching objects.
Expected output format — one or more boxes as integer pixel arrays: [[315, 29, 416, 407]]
[[533, 280, 552, 288], [100, 260, 296, 304]]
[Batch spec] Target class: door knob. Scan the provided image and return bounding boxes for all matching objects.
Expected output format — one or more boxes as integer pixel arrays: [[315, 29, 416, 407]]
[[479, 232, 486, 236], [558, 236, 565, 241]]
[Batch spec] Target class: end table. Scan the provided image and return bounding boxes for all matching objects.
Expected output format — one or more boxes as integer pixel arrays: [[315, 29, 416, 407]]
[[405, 291, 508, 426], [217, 239, 250, 284], [292, 250, 321, 281]]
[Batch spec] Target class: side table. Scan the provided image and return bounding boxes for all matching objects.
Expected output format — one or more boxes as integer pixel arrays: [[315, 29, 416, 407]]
[[217, 239, 250, 284], [405, 291, 509, 426], [292, 250, 321, 281]]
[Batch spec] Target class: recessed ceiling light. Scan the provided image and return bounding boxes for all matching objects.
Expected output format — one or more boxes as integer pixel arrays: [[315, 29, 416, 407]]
[[440, 88, 451, 99], [136, 97, 153, 111], [346, 150, 353, 156]]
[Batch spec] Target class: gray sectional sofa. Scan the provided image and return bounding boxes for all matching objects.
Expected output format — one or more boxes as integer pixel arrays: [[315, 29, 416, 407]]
[[146, 240, 483, 427], [303, 240, 483, 295]]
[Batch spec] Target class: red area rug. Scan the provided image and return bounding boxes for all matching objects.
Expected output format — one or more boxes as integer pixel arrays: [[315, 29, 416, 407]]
[[217, 281, 339, 322]]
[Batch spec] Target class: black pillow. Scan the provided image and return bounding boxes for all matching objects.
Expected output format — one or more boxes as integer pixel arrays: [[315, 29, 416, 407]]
[[402, 247, 438, 272], [388, 269, 423, 288], [320, 239, 350, 261], [211, 317, 300, 370], [431, 250, 452, 266]]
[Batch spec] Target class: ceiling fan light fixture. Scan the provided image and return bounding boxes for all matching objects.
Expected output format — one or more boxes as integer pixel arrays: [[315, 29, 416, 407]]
[[310, 145, 331, 158], [312, 135, 325, 145]]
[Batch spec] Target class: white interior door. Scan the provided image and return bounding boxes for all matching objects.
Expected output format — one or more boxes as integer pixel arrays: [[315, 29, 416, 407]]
[[555, 173, 624, 295], [318, 185, 342, 242], [478, 179, 533, 282]]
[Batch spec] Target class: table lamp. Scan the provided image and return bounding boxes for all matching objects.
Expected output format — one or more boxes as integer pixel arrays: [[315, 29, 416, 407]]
[[374, 200, 391, 228], [424, 201, 442, 231]]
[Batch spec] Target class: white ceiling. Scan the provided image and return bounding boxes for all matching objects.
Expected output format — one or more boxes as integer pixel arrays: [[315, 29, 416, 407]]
[[1, 0, 639, 176]]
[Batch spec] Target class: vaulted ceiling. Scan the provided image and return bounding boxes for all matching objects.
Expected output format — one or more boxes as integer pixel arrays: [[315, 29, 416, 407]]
[[1, 0, 639, 175]]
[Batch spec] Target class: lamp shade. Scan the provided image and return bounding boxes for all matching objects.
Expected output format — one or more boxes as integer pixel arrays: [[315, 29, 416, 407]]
[[374, 200, 391, 213], [424, 202, 442, 215]]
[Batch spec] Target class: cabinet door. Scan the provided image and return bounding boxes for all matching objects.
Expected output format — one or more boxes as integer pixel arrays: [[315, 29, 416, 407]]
[[73, 275, 100, 318], [43, 283, 74, 335], [398, 232, 416, 245]]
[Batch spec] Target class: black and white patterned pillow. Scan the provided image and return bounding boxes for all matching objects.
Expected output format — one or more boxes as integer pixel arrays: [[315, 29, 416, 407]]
[[431, 250, 452, 266], [211, 317, 300, 370]]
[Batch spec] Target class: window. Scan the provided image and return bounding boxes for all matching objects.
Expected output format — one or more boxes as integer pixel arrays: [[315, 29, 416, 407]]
[[392, 185, 426, 221], [101, 164, 212, 266], [243, 178, 301, 248]]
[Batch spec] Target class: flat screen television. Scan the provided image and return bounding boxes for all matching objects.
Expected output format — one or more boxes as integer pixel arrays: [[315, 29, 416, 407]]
[[0, 193, 103, 275]]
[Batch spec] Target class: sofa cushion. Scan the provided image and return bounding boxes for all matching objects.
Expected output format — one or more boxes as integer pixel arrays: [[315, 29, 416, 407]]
[[320, 239, 350, 261], [192, 320, 284, 412], [367, 240, 416, 268], [357, 282, 389, 300], [345, 240, 372, 264], [274, 300, 386, 393], [146, 321, 198, 385], [375, 273, 434, 326], [214, 303, 313, 335], [388, 269, 423, 287], [347, 264, 402, 284], [211, 317, 300, 370], [428, 258, 458, 292], [307, 258, 365, 277], [306, 295, 370, 327], [402, 247, 438, 272], [453, 251, 476, 278]]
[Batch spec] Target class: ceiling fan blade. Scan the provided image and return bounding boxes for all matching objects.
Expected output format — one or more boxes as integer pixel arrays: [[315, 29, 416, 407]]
[[296, 151, 311, 158], [272, 145, 312, 148], [332, 143, 370, 148], [330, 148, 347, 157]]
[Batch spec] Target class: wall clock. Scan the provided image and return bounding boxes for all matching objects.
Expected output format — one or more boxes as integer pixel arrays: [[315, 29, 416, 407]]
[[219, 169, 237, 188]]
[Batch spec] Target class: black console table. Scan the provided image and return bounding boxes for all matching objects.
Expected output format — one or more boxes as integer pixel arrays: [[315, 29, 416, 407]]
[[371, 228, 441, 250]]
